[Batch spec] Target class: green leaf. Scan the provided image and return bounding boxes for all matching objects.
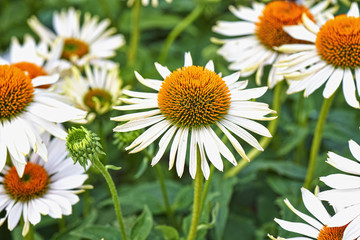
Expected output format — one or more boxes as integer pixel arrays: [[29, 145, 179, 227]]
[[70, 225, 122, 240], [105, 165, 122, 171], [155, 225, 179, 240], [130, 205, 153, 240]]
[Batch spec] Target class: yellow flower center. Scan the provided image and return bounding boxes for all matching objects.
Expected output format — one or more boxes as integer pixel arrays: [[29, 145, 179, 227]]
[[317, 225, 348, 240], [255, 1, 314, 48], [83, 88, 112, 112], [158, 66, 231, 128], [3, 162, 50, 201], [11, 61, 51, 89], [315, 15, 360, 69], [61, 38, 89, 60], [0, 65, 34, 121]]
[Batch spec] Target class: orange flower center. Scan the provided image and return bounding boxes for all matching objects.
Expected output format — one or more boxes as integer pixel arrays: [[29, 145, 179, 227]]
[[317, 225, 348, 240], [11, 61, 51, 89], [0, 65, 34, 121], [83, 88, 112, 112], [158, 66, 231, 128], [61, 38, 89, 60], [255, 1, 315, 49], [3, 162, 50, 201], [315, 15, 360, 69]]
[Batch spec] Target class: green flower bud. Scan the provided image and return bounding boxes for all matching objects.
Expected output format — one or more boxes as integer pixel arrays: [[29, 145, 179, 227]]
[[66, 126, 105, 169]]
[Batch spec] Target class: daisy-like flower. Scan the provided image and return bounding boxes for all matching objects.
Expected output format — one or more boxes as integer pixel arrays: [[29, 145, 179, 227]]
[[112, 52, 275, 179], [317, 140, 360, 239], [127, 0, 172, 7], [1, 35, 71, 87], [0, 60, 86, 177], [64, 64, 122, 121], [0, 136, 88, 236], [276, 3, 360, 108], [28, 8, 125, 67], [268, 188, 348, 240], [212, 0, 334, 88]]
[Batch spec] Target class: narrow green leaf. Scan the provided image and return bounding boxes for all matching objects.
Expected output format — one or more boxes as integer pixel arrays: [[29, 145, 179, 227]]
[[130, 205, 153, 240], [155, 225, 179, 240]]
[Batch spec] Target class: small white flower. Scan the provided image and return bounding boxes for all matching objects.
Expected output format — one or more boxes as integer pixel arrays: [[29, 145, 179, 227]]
[[64, 64, 122, 121], [318, 140, 360, 239], [277, 3, 360, 108], [0, 136, 88, 236], [269, 188, 348, 240], [127, 0, 172, 7], [112, 52, 275, 179], [28, 8, 125, 67], [212, 0, 334, 88]]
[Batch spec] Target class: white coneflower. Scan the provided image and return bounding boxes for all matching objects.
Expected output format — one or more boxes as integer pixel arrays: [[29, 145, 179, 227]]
[[212, 0, 334, 87], [112, 52, 275, 179], [277, 3, 360, 108], [0, 137, 88, 236], [28, 8, 125, 67]]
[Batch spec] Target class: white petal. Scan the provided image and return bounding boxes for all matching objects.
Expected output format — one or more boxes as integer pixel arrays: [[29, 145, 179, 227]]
[[189, 129, 198, 179], [302, 13, 319, 34], [343, 215, 360, 240], [122, 90, 158, 99], [320, 174, 360, 189], [169, 128, 183, 170], [274, 218, 319, 238], [348, 2, 360, 17], [301, 188, 331, 225], [323, 68, 344, 98], [327, 204, 360, 227], [154, 62, 171, 79], [176, 127, 189, 177], [134, 71, 162, 91], [213, 21, 255, 36], [216, 122, 249, 162], [231, 86, 268, 101], [304, 65, 334, 97], [113, 115, 164, 132], [151, 125, 177, 166], [284, 199, 323, 230], [32, 75, 59, 87], [283, 25, 316, 43], [205, 60, 214, 72], [343, 68, 360, 108], [229, 5, 260, 22], [184, 52, 193, 67], [349, 140, 360, 162], [207, 127, 237, 166], [225, 115, 271, 137], [111, 109, 161, 122], [201, 128, 223, 171], [8, 202, 22, 230], [276, 44, 316, 54]]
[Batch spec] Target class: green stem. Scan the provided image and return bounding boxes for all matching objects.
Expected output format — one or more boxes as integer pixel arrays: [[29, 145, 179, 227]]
[[199, 165, 215, 214], [187, 149, 203, 240], [224, 81, 284, 179], [58, 217, 66, 231], [158, 5, 203, 64], [127, 0, 141, 68], [303, 94, 335, 189], [155, 164, 179, 229], [92, 157, 128, 240], [23, 223, 34, 240]]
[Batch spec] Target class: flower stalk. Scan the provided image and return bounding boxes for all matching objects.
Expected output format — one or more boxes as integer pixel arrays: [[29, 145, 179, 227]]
[[187, 148, 203, 240], [303, 94, 335, 189]]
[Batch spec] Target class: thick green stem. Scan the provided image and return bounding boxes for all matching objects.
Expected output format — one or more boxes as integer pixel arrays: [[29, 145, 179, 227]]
[[155, 164, 179, 229], [187, 149, 203, 240], [92, 157, 128, 240], [158, 5, 203, 64], [303, 94, 335, 189], [224, 81, 284, 179], [127, 0, 141, 68], [199, 165, 215, 214]]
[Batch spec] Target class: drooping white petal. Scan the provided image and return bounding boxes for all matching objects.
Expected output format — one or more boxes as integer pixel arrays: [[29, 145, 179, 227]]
[[176, 127, 189, 177], [349, 140, 360, 162], [274, 218, 319, 238], [343, 68, 360, 108], [151, 125, 177, 166], [283, 25, 316, 43], [323, 68, 344, 98], [301, 188, 331, 225]]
